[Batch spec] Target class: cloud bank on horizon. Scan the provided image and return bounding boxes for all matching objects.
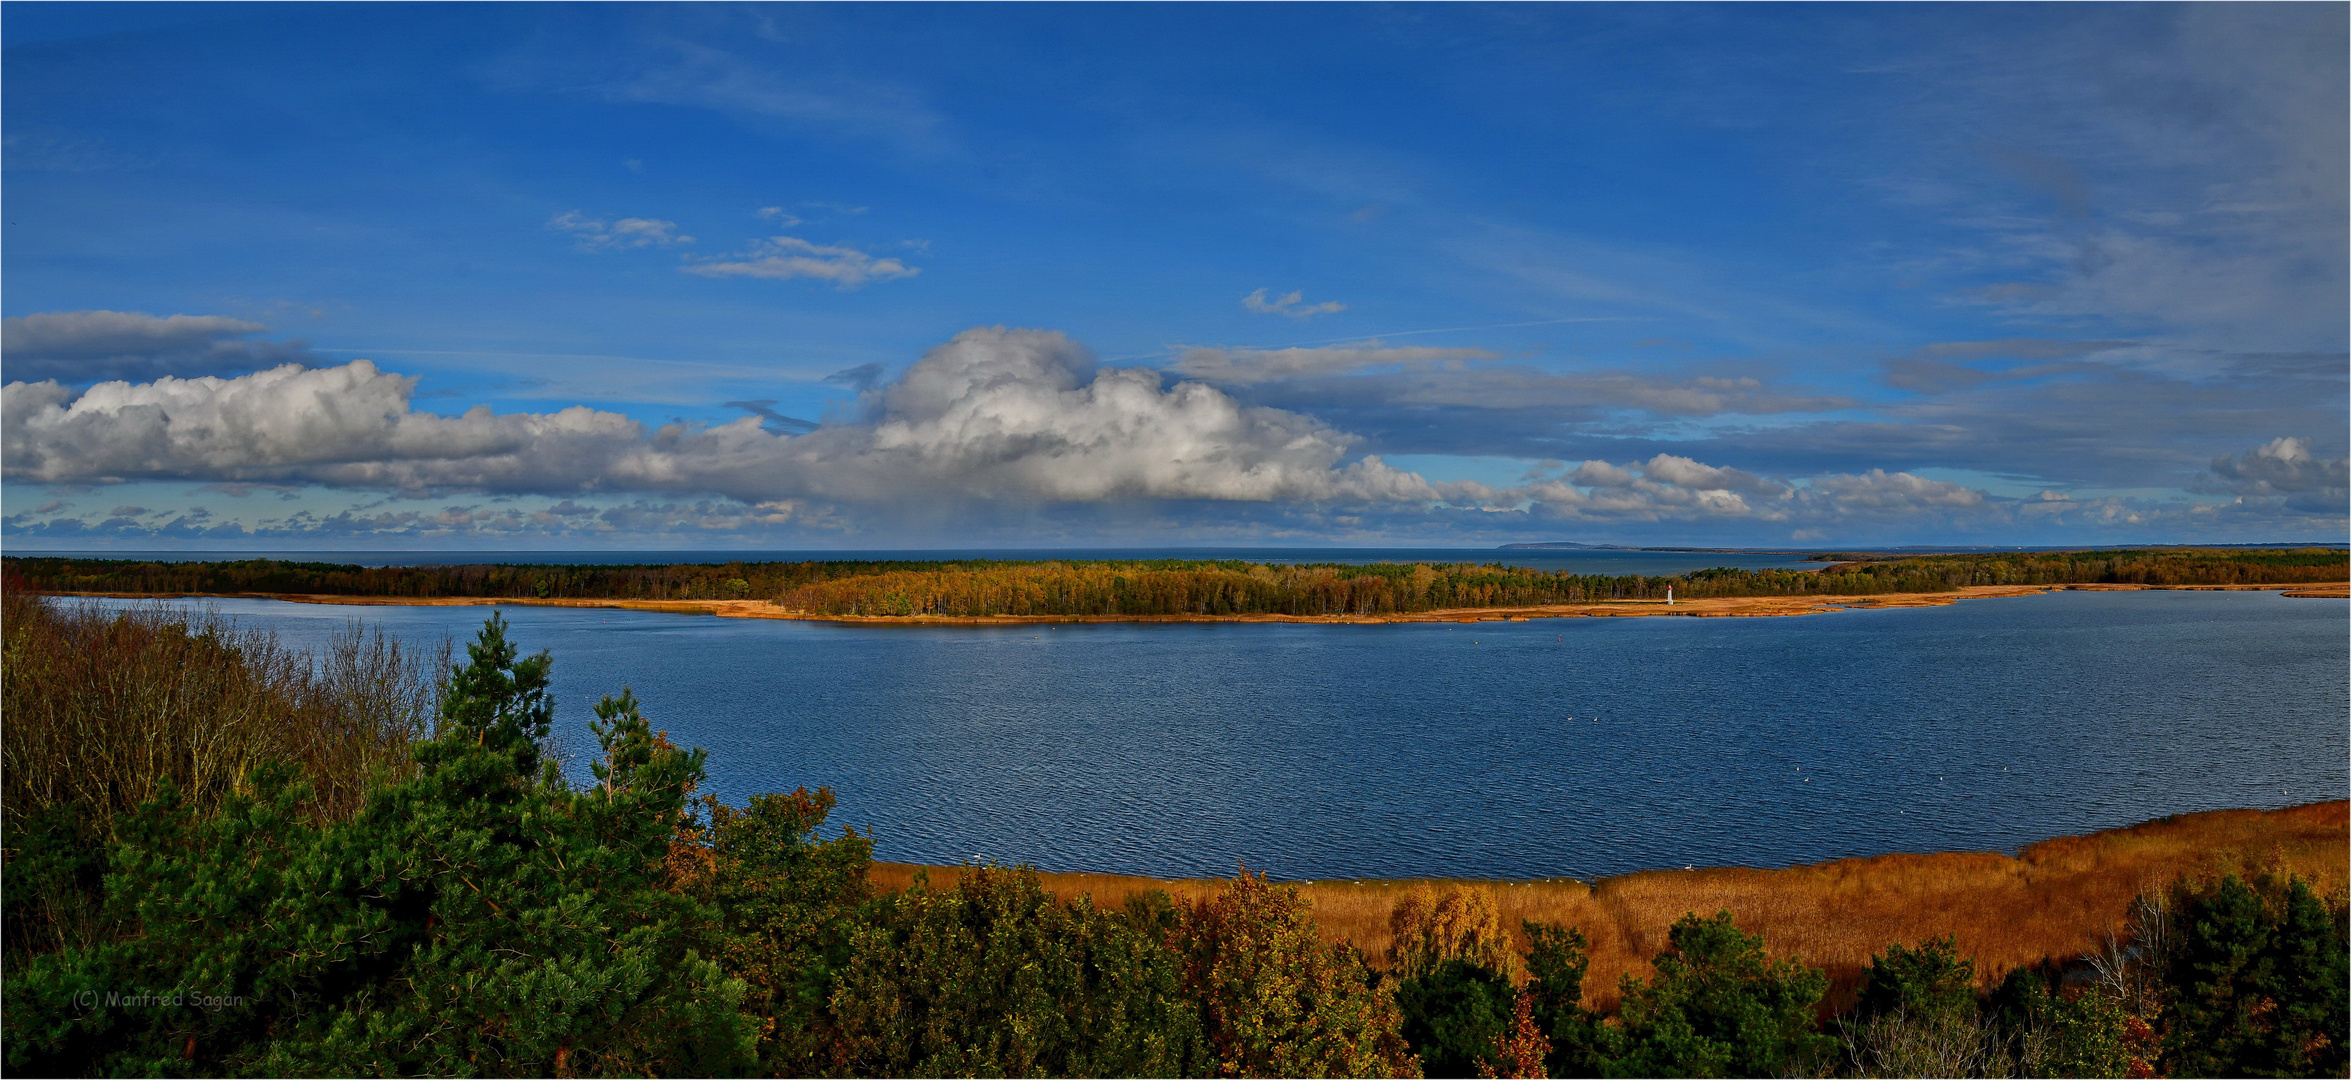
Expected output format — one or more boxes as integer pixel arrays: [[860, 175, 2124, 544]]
[[1, 4, 2342, 549]]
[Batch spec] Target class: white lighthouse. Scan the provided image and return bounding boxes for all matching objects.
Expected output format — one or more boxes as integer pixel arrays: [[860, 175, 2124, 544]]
[[1666, 585, 1674, 606]]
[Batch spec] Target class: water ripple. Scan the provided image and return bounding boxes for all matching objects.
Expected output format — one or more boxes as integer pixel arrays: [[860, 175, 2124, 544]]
[[101, 589, 2351, 880]]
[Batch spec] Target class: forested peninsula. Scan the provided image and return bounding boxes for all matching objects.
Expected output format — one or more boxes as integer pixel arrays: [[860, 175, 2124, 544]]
[[4, 590, 2344, 1077], [6, 546, 2345, 622]]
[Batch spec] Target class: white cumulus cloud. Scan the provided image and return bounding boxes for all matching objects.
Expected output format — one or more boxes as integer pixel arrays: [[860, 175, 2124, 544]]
[[4, 326, 2043, 540], [2195, 436, 2350, 515], [2202, 436, 2349, 495], [1802, 469, 1985, 510], [1, 361, 641, 494], [0, 328, 1433, 505]]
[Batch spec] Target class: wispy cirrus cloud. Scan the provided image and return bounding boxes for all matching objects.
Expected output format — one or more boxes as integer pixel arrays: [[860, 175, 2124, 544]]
[[683, 236, 917, 287], [581, 34, 951, 155], [1171, 343, 1850, 420], [1241, 288, 1347, 319], [1169, 344, 1497, 385], [753, 202, 869, 227], [1884, 5, 2346, 355], [548, 211, 693, 251]]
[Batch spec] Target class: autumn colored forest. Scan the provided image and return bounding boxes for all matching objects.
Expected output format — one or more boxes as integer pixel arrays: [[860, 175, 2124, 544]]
[[3, 591, 2344, 1078], [6, 546, 2345, 619]]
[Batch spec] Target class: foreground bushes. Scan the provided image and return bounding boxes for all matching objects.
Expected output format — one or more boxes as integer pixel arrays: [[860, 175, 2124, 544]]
[[1, 590, 440, 831], [3, 598, 2344, 1077], [1, 593, 444, 982], [7, 615, 753, 1075], [824, 867, 1202, 1076]]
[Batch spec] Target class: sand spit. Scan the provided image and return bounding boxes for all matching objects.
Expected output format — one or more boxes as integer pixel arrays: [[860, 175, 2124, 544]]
[[42, 580, 2348, 625]]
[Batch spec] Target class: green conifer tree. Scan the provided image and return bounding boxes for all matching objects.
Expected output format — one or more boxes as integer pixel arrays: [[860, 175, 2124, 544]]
[[5, 614, 757, 1077], [1600, 911, 1832, 1079], [2162, 875, 2349, 1078], [1523, 920, 1601, 1077]]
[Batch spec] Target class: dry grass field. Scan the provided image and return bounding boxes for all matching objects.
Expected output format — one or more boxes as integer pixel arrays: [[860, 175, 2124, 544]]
[[873, 800, 2347, 1009]]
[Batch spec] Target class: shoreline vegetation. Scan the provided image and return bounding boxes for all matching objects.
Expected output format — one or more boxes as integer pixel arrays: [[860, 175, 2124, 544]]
[[873, 800, 2349, 1013], [6, 546, 2345, 624], [3, 589, 2344, 1077]]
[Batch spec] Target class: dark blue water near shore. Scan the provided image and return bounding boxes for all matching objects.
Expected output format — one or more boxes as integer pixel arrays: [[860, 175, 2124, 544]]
[[93, 589, 2347, 881]]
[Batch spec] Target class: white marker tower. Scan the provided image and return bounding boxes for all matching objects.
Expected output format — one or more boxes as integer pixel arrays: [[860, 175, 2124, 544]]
[[1666, 586, 1674, 606]]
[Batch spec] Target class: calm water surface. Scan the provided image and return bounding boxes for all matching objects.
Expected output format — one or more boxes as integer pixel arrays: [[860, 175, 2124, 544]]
[[94, 589, 2348, 880]]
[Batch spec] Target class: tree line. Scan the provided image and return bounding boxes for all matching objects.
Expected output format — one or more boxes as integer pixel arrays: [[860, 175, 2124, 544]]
[[1, 556, 969, 602], [1797, 547, 2350, 589], [6, 546, 2343, 619], [4, 596, 2342, 1076]]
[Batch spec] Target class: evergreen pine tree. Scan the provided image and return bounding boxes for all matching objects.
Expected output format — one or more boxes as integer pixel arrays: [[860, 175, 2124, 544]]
[[6, 614, 757, 1077], [2162, 874, 2350, 1078], [1601, 911, 1832, 1079]]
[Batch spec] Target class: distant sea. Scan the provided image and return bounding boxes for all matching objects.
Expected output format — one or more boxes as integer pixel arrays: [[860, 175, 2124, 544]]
[[9, 546, 1829, 576]]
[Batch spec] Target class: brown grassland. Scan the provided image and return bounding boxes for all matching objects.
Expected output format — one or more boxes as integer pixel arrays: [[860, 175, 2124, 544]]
[[873, 800, 2348, 1010]]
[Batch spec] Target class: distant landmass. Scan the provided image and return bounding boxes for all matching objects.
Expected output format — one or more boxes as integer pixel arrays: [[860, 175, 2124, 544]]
[[1498, 542, 1808, 554], [1500, 541, 2345, 554]]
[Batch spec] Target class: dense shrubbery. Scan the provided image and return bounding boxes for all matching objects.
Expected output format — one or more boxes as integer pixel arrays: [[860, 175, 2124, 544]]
[[3, 596, 2344, 1077], [10, 546, 2343, 619], [1, 590, 442, 831], [1387, 885, 1519, 1076], [6, 614, 754, 1076], [1604, 911, 1836, 1077], [822, 866, 1203, 1076], [1, 592, 445, 976]]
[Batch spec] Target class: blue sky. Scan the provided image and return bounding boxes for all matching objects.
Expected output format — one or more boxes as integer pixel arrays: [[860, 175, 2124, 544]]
[[4, 2, 2343, 550]]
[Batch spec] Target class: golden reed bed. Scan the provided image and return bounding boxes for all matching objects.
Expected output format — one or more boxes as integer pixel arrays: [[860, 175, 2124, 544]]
[[44, 580, 2351, 624], [873, 801, 2347, 1009]]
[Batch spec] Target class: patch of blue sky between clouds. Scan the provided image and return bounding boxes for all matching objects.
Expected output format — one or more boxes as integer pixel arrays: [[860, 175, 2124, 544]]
[[1371, 456, 1548, 495]]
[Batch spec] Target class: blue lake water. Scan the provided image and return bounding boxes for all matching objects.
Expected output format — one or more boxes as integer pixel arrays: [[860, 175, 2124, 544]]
[[86, 588, 2348, 881]]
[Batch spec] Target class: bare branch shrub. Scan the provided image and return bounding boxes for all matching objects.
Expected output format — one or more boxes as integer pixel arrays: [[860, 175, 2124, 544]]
[[2, 592, 446, 832], [1840, 1005, 2004, 1077]]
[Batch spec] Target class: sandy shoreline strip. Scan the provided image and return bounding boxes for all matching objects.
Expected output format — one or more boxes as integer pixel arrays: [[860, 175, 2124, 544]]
[[38, 580, 2348, 624]]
